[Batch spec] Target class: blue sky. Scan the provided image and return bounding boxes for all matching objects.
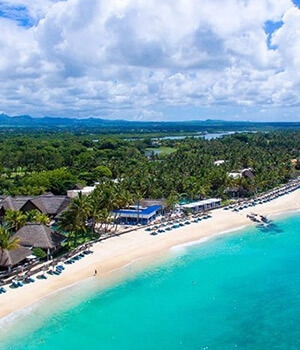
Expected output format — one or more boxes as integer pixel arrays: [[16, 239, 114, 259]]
[[0, 0, 300, 122], [0, 3, 30, 26]]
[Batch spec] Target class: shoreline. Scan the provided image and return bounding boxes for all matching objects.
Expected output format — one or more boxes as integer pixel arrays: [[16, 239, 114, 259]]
[[0, 188, 299, 321]]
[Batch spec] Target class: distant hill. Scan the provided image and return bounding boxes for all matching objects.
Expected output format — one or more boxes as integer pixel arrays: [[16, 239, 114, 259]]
[[0, 114, 299, 133]]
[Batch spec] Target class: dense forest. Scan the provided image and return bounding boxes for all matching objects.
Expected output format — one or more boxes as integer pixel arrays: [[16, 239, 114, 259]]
[[0, 130, 299, 200]]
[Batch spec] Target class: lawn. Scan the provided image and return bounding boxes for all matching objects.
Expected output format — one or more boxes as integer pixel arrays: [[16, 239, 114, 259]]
[[145, 146, 177, 156]]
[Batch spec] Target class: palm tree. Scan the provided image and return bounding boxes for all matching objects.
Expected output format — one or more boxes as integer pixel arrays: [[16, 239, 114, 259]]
[[58, 210, 76, 248], [4, 210, 27, 232], [0, 226, 20, 268], [26, 210, 50, 225], [112, 187, 133, 231], [115, 187, 133, 208], [58, 192, 92, 247], [98, 209, 112, 233], [89, 182, 113, 234], [89, 204, 103, 235], [165, 191, 178, 214], [133, 190, 143, 225]]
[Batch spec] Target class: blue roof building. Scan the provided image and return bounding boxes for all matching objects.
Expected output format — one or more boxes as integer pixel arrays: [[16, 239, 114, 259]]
[[114, 205, 162, 225]]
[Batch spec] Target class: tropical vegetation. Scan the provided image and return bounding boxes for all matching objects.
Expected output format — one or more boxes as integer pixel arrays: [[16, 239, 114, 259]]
[[0, 128, 299, 259], [0, 131, 298, 200]]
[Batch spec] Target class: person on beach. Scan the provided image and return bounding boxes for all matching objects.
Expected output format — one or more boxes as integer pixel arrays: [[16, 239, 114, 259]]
[[94, 269, 97, 276]]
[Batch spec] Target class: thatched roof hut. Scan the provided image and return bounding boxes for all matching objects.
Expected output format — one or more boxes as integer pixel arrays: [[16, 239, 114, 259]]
[[20, 194, 71, 217], [0, 194, 71, 218], [14, 223, 65, 251], [0, 246, 31, 268]]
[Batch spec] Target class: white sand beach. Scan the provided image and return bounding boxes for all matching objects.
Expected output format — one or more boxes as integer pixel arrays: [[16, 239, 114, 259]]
[[0, 188, 299, 320]]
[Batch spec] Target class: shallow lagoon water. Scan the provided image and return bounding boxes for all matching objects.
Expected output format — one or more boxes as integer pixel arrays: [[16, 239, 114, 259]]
[[1, 213, 300, 350]]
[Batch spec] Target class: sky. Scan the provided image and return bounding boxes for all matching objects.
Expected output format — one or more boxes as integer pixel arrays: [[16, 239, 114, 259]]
[[0, 0, 300, 122]]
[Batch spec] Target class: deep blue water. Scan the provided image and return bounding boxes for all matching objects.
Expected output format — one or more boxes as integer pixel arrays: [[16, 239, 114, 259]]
[[1, 213, 300, 350]]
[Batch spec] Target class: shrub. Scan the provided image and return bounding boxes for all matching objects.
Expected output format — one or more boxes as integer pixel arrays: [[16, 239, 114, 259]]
[[33, 247, 47, 259]]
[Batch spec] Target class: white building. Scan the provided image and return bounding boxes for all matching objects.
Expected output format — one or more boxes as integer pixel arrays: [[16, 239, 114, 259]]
[[214, 160, 225, 166], [228, 168, 254, 180], [228, 172, 242, 179], [67, 185, 97, 198], [181, 198, 221, 213], [114, 205, 162, 225]]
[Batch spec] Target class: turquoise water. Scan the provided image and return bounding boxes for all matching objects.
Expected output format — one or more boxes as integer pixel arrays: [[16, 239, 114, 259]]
[[1, 213, 300, 350]]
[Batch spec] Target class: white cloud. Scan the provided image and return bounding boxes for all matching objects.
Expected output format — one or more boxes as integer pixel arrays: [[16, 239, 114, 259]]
[[0, 0, 299, 120]]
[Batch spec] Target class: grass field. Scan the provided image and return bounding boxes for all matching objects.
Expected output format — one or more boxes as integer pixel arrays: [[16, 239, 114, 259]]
[[145, 146, 177, 156]]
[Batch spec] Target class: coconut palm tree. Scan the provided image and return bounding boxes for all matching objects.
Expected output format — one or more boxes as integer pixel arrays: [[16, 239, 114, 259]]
[[111, 186, 134, 231], [26, 210, 50, 225], [133, 190, 143, 225], [0, 226, 20, 267], [58, 209, 76, 248], [58, 192, 92, 247], [4, 209, 27, 232], [115, 187, 133, 208], [89, 182, 113, 233], [165, 191, 178, 214], [98, 208, 112, 233]]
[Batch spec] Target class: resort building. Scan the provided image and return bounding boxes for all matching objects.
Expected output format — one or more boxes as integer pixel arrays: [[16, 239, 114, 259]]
[[67, 185, 97, 198], [114, 205, 162, 225], [0, 223, 65, 272], [241, 168, 255, 179], [0, 246, 32, 272], [228, 168, 255, 180], [67, 180, 122, 198], [225, 186, 246, 198], [181, 198, 221, 213], [13, 223, 65, 258], [0, 193, 71, 220]]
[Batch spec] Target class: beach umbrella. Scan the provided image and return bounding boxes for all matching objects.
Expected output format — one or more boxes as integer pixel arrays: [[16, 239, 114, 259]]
[[26, 255, 36, 260]]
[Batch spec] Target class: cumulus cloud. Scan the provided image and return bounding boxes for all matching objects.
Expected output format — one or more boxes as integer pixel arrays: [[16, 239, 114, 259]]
[[0, 0, 299, 120]]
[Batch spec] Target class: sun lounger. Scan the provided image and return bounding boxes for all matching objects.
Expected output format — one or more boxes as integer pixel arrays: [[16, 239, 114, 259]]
[[37, 274, 47, 279], [25, 277, 35, 283]]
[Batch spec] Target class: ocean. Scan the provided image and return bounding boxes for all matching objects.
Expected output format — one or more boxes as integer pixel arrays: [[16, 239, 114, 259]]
[[1, 212, 300, 350]]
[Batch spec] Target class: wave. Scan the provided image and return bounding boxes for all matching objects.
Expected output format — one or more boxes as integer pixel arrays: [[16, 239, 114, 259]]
[[0, 277, 96, 333], [269, 208, 300, 219], [170, 225, 248, 253]]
